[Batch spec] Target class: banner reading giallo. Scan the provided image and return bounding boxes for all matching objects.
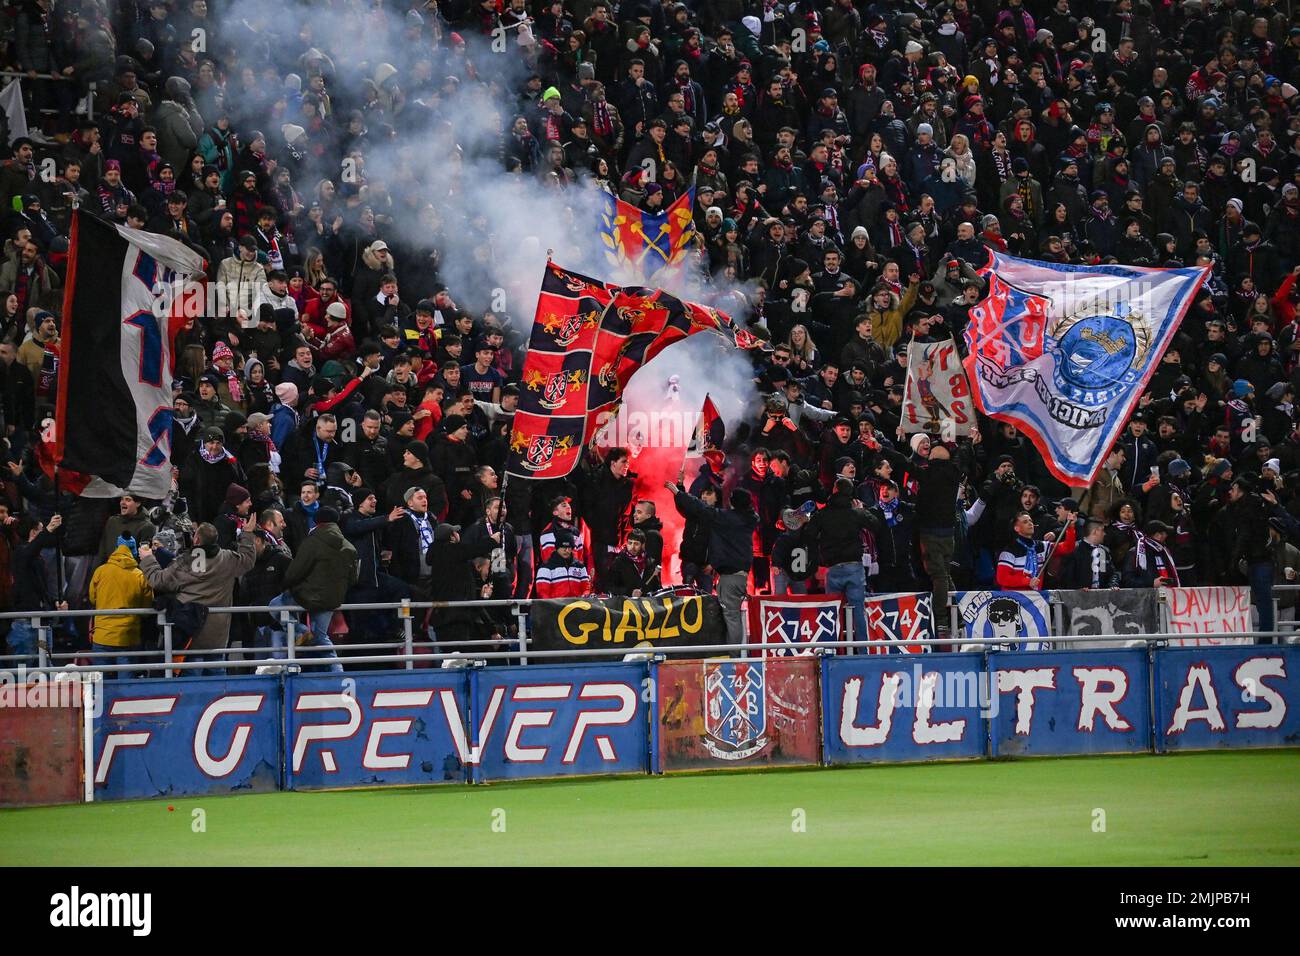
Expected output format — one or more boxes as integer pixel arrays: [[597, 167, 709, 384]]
[[530, 594, 727, 654]]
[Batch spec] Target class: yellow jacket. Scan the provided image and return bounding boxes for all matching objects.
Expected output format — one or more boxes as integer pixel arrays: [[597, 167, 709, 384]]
[[89, 546, 155, 648], [867, 279, 920, 351]]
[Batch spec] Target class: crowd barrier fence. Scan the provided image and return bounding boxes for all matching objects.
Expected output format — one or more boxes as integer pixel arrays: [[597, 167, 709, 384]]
[[2, 586, 1297, 805], [2, 585, 1296, 676], [1, 640, 1295, 804]]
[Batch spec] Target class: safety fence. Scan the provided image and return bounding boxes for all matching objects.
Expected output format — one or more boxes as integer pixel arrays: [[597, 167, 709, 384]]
[[1, 640, 1296, 805], [1, 585, 1293, 677]]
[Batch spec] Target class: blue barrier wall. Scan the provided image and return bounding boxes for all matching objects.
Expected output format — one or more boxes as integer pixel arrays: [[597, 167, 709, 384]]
[[989, 648, 1153, 757], [94, 675, 281, 802], [86, 647, 1299, 801], [821, 653, 988, 764], [471, 663, 650, 782], [286, 672, 469, 790], [1153, 646, 1300, 753]]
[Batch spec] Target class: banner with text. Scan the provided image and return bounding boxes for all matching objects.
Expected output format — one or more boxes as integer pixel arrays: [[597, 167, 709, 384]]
[[529, 594, 726, 657], [989, 648, 1153, 756], [746, 594, 844, 657], [93, 675, 281, 802], [472, 663, 650, 782], [1153, 646, 1299, 752], [821, 654, 988, 765], [656, 658, 821, 771], [901, 337, 974, 438], [286, 672, 470, 790], [1164, 586, 1254, 645]]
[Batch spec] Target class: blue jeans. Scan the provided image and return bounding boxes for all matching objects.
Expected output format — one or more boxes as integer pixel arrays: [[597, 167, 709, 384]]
[[91, 642, 138, 678], [772, 570, 808, 595], [269, 592, 343, 673], [6, 620, 37, 666], [1249, 561, 1276, 640], [826, 562, 867, 649]]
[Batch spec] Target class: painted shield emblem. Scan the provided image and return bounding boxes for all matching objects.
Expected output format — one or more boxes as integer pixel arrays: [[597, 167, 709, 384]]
[[702, 661, 768, 759], [525, 435, 556, 471], [555, 312, 584, 347], [1049, 307, 1151, 407], [543, 372, 569, 409]]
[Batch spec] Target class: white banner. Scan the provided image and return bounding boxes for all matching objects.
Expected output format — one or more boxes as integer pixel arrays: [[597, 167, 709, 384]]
[[1165, 586, 1254, 646], [901, 337, 973, 438]]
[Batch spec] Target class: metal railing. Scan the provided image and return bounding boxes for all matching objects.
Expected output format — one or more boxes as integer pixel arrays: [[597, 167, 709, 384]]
[[0, 599, 533, 677], [0, 72, 76, 81], [0, 74, 96, 120], [0, 595, 1293, 677]]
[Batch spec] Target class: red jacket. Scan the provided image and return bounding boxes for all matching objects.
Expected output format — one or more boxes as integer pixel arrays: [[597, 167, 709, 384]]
[[301, 293, 352, 337], [996, 535, 1048, 590], [310, 322, 355, 362], [532, 557, 593, 599]]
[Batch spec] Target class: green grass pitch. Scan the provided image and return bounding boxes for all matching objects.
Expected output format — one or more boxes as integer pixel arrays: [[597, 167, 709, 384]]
[[2, 751, 1297, 866]]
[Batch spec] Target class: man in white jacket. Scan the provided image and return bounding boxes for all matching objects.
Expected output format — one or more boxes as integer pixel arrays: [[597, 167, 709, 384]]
[[216, 235, 267, 323]]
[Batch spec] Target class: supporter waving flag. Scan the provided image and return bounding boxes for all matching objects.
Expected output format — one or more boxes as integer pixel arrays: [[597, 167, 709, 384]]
[[963, 252, 1209, 487], [55, 209, 207, 499]]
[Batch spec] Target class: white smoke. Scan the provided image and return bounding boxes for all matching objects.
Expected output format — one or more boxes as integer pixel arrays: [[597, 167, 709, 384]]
[[215, 0, 761, 417]]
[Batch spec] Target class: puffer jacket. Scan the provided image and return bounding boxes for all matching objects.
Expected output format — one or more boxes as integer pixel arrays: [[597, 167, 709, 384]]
[[282, 522, 359, 613], [672, 491, 757, 575], [807, 490, 873, 567], [153, 88, 204, 172], [863, 279, 920, 350], [89, 545, 155, 648]]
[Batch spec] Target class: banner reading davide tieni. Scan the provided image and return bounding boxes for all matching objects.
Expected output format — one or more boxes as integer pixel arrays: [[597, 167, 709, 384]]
[[964, 252, 1209, 487]]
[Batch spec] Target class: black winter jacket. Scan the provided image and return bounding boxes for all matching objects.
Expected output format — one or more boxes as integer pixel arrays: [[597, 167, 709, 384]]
[[807, 491, 873, 567], [673, 491, 756, 574]]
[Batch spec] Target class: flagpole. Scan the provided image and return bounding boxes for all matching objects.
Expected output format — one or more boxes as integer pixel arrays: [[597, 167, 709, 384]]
[[53, 465, 65, 604]]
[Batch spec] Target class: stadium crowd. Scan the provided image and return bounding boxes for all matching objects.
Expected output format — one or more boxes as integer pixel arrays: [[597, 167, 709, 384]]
[[0, 0, 1299, 668]]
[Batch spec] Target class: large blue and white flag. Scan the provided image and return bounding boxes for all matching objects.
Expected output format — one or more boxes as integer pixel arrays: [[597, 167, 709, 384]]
[[963, 252, 1209, 487]]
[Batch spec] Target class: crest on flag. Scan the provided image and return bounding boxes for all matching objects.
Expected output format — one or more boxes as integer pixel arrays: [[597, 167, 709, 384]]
[[703, 661, 768, 759], [1050, 303, 1152, 407], [747, 595, 844, 657], [865, 592, 934, 654], [964, 252, 1209, 487]]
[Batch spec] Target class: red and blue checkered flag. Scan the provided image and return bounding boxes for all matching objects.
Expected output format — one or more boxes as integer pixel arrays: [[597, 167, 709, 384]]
[[963, 251, 1209, 487], [507, 262, 769, 480]]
